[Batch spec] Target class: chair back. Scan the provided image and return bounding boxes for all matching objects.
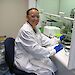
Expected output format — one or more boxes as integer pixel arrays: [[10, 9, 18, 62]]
[[4, 37, 36, 75], [4, 37, 15, 72]]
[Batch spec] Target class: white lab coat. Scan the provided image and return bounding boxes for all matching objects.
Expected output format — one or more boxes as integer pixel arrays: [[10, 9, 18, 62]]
[[14, 22, 60, 75]]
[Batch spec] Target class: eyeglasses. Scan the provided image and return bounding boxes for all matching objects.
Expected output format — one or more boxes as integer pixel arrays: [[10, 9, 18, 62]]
[[28, 15, 39, 18]]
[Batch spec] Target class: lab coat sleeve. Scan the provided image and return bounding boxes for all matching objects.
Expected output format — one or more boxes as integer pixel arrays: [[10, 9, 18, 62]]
[[18, 30, 56, 59], [40, 33, 60, 47]]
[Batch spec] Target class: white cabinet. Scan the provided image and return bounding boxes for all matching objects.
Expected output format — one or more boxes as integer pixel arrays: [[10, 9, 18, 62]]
[[68, 15, 75, 70]]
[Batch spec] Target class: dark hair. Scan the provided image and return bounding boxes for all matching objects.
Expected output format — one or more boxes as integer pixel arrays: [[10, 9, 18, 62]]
[[26, 8, 39, 16]]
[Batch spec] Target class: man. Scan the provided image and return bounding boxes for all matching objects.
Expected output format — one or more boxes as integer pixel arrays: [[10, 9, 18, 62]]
[[14, 8, 65, 75]]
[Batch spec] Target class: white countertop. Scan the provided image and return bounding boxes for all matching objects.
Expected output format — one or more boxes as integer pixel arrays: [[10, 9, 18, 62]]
[[54, 49, 70, 68]]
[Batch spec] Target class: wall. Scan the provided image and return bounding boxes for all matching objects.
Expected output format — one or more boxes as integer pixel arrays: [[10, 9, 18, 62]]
[[28, 0, 37, 8], [37, 0, 59, 28], [60, 0, 75, 17], [37, 0, 75, 17], [37, 0, 59, 14], [0, 0, 28, 38]]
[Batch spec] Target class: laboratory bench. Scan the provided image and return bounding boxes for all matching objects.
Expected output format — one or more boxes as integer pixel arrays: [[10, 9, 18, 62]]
[[43, 24, 75, 75], [51, 49, 75, 75]]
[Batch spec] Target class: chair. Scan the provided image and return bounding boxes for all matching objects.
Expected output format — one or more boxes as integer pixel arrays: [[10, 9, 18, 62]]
[[4, 37, 36, 75]]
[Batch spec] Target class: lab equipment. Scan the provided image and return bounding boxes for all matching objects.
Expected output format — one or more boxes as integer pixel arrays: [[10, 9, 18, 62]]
[[40, 9, 75, 70], [70, 8, 75, 18], [54, 44, 63, 53], [44, 26, 60, 37]]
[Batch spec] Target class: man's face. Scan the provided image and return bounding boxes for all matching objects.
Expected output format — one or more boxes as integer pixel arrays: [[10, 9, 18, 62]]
[[27, 9, 39, 28]]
